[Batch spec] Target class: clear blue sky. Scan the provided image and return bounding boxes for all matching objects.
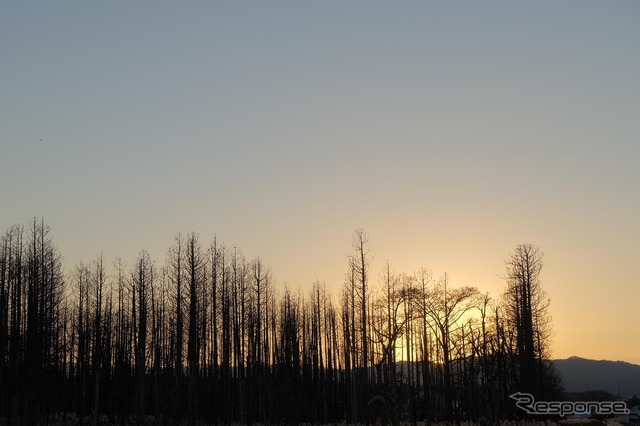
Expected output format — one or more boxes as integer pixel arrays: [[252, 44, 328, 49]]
[[1, 1, 639, 363]]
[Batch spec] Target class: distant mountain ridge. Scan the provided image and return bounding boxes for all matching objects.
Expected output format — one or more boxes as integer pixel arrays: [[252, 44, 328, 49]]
[[553, 356, 640, 398]]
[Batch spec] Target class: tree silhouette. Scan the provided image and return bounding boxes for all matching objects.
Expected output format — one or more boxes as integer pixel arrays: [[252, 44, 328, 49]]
[[0, 220, 564, 424], [503, 244, 552, 398]]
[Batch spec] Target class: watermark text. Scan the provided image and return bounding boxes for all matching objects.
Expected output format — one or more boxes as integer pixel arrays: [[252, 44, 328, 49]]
[[510, 392, 630, 417]]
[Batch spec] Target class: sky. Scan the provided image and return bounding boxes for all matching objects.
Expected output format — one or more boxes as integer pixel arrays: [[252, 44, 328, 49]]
[[1, 1, 639, 364]]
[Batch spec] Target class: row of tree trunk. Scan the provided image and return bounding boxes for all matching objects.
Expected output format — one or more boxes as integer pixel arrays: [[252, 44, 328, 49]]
[[0, 222, 563, 425]]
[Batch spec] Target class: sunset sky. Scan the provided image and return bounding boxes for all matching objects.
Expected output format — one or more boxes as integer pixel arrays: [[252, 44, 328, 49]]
[[2, 2, 639, 364]]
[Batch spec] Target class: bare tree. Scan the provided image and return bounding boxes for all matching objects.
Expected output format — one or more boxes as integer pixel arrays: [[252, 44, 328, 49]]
[[349, 229, 371, 391], [1, 225, 25, 423], [91, 254, 106, 426], [421, 274, 478, 418], [167, 233, 185, 419], [503, 244, 551, 396], [370, 261, 411, 425], [133, 250, 154, 425], [186, 232, 204, 424]]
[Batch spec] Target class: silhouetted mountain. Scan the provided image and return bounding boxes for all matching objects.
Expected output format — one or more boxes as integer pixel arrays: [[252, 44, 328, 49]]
[[553, 356, 640, 398]]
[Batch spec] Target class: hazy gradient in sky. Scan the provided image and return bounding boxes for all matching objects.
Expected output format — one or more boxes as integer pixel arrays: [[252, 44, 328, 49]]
[[1, 2, 639, 363]]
